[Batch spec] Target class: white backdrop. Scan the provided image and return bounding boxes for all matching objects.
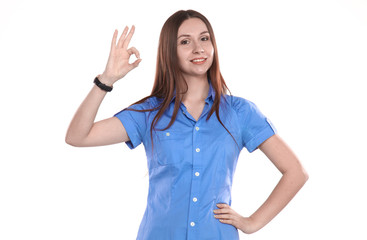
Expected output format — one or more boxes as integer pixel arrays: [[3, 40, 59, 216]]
[[1, 0, 366, 239]]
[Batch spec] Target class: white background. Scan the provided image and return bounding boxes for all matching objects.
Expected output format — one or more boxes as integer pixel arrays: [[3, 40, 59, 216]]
[[1, 0, 366, 239]]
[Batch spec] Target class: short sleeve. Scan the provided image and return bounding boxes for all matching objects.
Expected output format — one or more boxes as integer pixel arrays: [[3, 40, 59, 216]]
[[113, 101, 149, 150], [232, 96, 277, 153]]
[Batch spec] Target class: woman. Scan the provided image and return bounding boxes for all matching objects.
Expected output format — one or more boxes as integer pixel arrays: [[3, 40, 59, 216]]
[[66, 10, 308, 240]]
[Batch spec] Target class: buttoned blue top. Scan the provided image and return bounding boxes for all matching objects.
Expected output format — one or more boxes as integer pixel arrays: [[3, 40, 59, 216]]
[[114, 80, 276, 240]]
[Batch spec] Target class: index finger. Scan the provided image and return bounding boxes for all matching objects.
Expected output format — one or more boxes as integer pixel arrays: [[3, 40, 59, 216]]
[[122, 25, 135, 49]]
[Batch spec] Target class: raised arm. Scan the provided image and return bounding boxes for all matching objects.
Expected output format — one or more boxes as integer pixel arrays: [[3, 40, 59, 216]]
[[65, 26, 142, 147]]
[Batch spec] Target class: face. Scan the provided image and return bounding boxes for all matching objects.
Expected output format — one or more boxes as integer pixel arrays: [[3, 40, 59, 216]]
[[177, 18, 214, 79]]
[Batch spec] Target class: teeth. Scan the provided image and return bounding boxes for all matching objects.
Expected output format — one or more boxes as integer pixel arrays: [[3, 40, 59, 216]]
[[192, 58, 206, 62]]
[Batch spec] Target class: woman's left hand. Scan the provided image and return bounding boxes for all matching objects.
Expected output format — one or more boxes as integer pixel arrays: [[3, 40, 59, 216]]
[[213, 203, 259, 234]]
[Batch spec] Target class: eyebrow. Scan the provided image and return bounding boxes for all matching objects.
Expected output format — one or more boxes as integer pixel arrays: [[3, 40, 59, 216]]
[[177, 31, 209, 39]]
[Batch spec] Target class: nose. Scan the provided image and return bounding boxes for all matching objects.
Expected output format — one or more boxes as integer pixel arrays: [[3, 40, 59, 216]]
[[192, 41, 204, 54]]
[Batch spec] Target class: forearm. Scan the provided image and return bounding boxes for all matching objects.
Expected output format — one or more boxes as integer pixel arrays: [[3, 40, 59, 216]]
[[250, 169, 308, 232], [65, 27, 140, 147], [65, 83, 108, 146]]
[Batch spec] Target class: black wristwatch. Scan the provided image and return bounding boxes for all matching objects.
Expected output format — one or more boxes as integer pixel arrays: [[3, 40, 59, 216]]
[[94, 76, 113, 92]]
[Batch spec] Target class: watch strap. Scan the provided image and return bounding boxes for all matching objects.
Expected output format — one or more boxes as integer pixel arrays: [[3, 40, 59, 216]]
[[94, 76, 113, 92]]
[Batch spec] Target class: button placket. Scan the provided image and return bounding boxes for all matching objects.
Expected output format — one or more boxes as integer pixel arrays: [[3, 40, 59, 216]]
[[187, 124, 202, 238]]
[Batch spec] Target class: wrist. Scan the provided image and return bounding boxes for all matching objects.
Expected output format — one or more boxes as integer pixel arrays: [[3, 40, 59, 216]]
[[247, 215, 265, 233], [97, 73, 115, 87], [239, 216, 262, 234], [94, 75, 113, 92]]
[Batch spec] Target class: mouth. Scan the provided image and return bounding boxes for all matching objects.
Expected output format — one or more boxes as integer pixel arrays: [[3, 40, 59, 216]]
[[190, 58, 207, 64]]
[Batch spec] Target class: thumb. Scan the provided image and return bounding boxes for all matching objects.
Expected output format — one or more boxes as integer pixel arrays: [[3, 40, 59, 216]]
[[130, 58, 142, 69]]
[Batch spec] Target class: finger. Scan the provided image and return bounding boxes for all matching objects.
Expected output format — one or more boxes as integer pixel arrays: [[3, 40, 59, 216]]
[[213, 208, 230, 214], [218, 219, 234, 225], [214, 214, 233, 220], [122, 25, 135, 49], [110, 29, 118, 50], [130, 58, 142, 69], [117, 26, 129, 48], [127, 47, 140, 59], [216, 203, 230, 208]]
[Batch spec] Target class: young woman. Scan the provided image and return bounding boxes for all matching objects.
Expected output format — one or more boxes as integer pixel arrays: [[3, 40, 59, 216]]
[[66, 10, 308, 240]]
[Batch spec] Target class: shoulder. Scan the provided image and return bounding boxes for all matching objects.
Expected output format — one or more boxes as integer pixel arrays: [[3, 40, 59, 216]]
[[114, 96, 160, 119], [223, 94, 258, 113], [125, 96, 160, 111]]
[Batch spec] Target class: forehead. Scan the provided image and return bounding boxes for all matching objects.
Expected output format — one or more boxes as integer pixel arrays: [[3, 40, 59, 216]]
[[177, 18, 208, 36]]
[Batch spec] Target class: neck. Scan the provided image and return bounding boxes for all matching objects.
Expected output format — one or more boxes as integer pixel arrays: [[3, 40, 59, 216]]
[[181, 74, 209, 103]]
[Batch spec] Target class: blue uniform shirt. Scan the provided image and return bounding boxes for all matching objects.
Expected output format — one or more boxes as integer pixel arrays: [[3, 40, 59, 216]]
[[114, 80, 276, 240]]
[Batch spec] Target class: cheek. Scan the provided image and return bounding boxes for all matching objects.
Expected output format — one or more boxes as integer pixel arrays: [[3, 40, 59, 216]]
[[207, 56, 214, 69], [177, 48, 189, 63], [204, 43, 214, 58], [206, 47, 215, 64], [207, 45, 214, 57], [176, 49, 189, 71]]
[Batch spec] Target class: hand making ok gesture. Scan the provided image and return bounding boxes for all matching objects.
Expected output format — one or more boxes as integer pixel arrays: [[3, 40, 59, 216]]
[[99, 26, 142, 86]]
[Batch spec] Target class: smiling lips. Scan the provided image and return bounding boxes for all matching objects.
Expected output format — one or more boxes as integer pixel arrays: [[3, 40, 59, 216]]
[[190, 57, 207, 64]]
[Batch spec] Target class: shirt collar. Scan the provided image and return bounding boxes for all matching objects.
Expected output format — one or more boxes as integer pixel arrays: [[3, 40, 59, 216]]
[[170, 78, 215, 104]]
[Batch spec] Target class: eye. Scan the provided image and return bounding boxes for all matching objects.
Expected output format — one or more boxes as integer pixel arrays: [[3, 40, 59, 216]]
[[180, 39, 190, 45], [201, 35, 210, 41]]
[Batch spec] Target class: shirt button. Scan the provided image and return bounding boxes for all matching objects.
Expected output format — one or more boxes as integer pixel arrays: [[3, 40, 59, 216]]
[[166, 132, 170, 136], [196, 148, 200, 152], [193, 197, 198, 202], [195, 172, 200, 177], [190, 222, 195, 227], [195, 126, 199, 131]]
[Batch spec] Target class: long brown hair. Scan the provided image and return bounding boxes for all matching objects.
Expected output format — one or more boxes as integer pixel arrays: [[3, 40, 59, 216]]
[[124, 10, 239, 152]]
